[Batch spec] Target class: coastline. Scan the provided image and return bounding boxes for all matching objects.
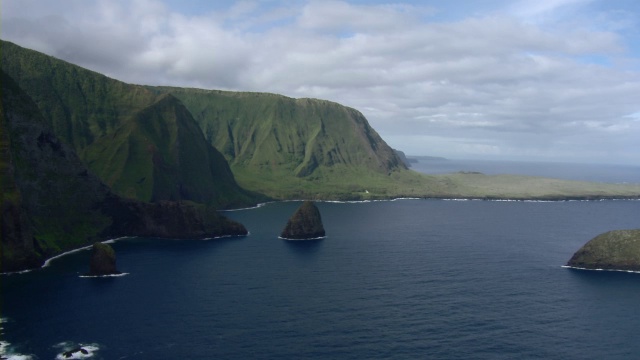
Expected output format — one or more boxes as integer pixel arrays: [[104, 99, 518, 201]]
[[561, 265, 640, 274], [278, 236, 327, 241], [1, 233, 249, 276], [3, 197, 638, 275]]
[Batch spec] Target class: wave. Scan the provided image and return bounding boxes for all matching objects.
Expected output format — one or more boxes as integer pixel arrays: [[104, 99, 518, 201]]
[[42, 237, 136, 269], [0, 323, 34, 360], [278, 236, 327, 241], [79, 272, 129, 278], [42, 246, 94, 268], [561, 265, 640, 274], [221, 202, 269, 211], [54, 342, 100, 359], [443, 198, 640, 203], [201, 233, 249, 240]]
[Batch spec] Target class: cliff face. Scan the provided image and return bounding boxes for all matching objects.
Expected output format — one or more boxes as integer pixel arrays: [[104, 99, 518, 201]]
[[0, 40, 260, 209], [280, 201, 326, 240], [156, 87, 408, 198], [0, 70, 247, 272], [567, 229, 640, 271], [161, 89, 406, 177]]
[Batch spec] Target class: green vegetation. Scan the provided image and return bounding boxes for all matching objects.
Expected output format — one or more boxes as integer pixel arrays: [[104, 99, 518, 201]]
[[567, 229, 640, 271], [1, 40, 260, 209], [3, 40, 637, 204], [0, 69, 247, 272]]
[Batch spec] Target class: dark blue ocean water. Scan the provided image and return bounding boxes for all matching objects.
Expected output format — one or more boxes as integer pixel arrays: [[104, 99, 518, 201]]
[[2, 198, 640, 359]]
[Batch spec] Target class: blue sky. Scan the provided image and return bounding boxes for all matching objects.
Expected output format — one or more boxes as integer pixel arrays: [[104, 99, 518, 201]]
[[2, 0, 640, 164]]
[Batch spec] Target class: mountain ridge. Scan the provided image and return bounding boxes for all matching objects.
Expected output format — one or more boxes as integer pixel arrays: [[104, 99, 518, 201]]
[[1, 40, 260, 209], [0, 69, 247, 272]]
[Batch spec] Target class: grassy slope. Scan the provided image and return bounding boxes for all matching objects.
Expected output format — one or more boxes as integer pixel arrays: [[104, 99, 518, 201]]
[[0, 70, 249, 271], [156, 87, 414, 199], [1, 40, 259, 208], [2, 41, 637, 203], [159, 87, 640, 200]]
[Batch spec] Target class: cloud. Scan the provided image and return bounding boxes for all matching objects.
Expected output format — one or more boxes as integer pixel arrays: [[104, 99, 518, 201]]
[[2, 0, 639, 164]]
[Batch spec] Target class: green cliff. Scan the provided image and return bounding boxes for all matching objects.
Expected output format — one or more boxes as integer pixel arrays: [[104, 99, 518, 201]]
[[0, 40, 260, 209], [2, 40, 639, 205], [154, 87, 409, 199], [567, 229, 640, 271], [0, 70, 247, 272]]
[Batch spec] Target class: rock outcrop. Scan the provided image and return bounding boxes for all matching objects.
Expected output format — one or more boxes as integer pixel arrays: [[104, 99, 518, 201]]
[[280, 201, 326, 240], [89, 242, 119, 276], [566, 229, 640, 271]]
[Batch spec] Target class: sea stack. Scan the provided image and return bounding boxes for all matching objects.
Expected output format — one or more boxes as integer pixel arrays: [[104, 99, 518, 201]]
[[88, 242, 120, 275], [566, 229, 640, 271], [280, 201, 326, 240]]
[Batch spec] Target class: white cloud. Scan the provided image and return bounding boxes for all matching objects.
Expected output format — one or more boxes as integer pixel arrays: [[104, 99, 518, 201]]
[[1, 0, 639, 164]]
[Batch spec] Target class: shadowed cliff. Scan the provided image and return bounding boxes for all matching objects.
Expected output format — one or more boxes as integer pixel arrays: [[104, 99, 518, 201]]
[[0, 40, 262, 209], [0, 70, 247, 272]]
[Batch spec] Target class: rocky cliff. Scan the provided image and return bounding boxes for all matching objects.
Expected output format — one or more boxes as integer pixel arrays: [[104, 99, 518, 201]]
[[566, 229, 640, 271], [0, 70, 247, 272], [280, 201, 326, 240], [0, 40, 261, 209], [89, 242, 120, 276]]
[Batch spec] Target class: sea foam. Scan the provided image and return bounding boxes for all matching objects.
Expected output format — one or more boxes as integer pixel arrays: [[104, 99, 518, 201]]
[[54, 342, 100, 359], [278, 236, 327, 241], [561, 265, 640, 274], [0, 321, 34, 360]]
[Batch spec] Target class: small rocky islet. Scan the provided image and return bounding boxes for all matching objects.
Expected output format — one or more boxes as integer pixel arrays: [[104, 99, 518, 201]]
[[566, 229, 640, 271], [280, 201, 326, 240], [88, 242, 120, 276]]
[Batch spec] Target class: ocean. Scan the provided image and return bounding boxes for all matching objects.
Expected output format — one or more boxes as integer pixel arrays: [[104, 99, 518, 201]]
[[1, 161, 640, 359]]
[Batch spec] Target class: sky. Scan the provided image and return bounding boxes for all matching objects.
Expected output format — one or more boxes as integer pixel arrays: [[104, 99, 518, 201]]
[[2, 0, 640, 165]]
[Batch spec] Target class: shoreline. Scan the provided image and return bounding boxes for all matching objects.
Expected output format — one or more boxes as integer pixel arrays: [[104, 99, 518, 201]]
[[561, 265, 640, 274], [1, 233, 247, 276]]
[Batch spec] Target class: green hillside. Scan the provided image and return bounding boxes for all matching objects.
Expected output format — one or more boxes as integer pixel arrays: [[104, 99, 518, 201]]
[[0, 40, 259, 208], [0, 70, 247, 272], [155, 87, 409, 198]]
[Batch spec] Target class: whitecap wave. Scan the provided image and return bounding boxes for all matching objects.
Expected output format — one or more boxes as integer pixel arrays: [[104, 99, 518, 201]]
[[0, 335, 34, 360], [79, 272, 129, 278], [54, 342, 100, 359], [279, 236, 327, 241], [42, 246, 94, 268], [42, 237, 132, 268], [222, 202, 269, 211], [561, 265, 640, 274]]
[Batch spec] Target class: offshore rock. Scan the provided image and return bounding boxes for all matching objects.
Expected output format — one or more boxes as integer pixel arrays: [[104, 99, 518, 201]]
[[280, 201, 326, 240], [89, 242, 120, 276], [567, 229, 640, 271]]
